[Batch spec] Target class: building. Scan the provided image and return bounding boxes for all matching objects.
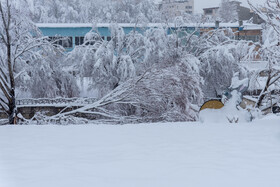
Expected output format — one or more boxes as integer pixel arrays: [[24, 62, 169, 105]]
[[199, 22, 262, 43], [159, 0, 194, 16], [37, 23, 197, 51], [37, 22, 262, 51], [203, 7, 219, 17], [203, 1, 253, 22]]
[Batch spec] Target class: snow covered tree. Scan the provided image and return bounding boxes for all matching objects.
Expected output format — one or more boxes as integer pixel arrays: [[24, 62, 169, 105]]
[[181, 27, 257, 99], [18, 50, 79, 99], [30, 0, 162, 23], [66, 25, 144, 98], [56, 24, 204, 123], [218, 0, 239, 22], [0, 0, 43, 124], [248, 0, 280, 108], [199, 43, 254, 98], [0, 0, 78, 124], [129, 55, 202, 122], [64, 23, 262, 123]]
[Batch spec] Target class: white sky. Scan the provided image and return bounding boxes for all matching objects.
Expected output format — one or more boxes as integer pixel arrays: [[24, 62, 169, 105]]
[[194, 0, 266, 13], [156, 0, 267, 13]]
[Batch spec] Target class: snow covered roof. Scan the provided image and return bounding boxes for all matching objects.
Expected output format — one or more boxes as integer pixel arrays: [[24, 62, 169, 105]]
[[36, 22, 262, 29], [203, 7, 219, 10], [37, 23, 113, 28], [242, 24, 263, 31]]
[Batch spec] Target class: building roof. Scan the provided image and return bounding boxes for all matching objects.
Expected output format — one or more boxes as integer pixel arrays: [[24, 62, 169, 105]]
[[203, 7, 219, 10], [242, 24, 262, 31], [36, 22, 262, 30]]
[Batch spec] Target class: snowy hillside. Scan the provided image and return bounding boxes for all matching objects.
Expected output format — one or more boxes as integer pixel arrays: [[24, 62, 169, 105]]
[[0, 115, 280, 187]]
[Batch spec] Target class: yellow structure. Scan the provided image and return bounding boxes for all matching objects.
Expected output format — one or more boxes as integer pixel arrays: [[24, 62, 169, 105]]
[[200, 100, 224, 111]]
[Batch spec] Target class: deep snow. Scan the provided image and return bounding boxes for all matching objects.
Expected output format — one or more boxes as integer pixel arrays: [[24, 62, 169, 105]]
[[0, 116, 280, 187]]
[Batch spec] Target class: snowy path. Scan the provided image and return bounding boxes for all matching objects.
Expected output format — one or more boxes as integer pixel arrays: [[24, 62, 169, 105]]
[[0, 116, 280, 187]]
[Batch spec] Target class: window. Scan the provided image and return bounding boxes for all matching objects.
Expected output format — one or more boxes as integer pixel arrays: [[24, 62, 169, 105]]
[[49, 36, 73, 48], [85, 40, 95, 45], [185, 6, 192, 9], [74, 36, 111, 46], [205, 9, 213, 14], [75, 36, 84, 46], [62, 37, 72, 48]]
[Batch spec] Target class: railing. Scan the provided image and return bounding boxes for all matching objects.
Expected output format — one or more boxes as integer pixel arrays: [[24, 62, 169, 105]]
[[16, 97, 97, 106]]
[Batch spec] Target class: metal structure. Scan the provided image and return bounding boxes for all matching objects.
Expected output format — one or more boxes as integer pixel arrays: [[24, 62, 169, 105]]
[[16, 97, 97, 107]]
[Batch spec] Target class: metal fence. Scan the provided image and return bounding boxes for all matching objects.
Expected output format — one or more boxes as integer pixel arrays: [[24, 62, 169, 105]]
[[16, 97, 97, 106]]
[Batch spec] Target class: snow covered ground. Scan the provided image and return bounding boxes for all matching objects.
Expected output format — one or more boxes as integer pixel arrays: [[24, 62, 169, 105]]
[[0, 115, 280, 187]]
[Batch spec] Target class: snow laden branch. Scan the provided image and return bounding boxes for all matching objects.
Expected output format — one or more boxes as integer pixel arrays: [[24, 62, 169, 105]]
[[254, 64, 280, 108], [248, 0, 280, 108], [55, 23, 261, 124], [31, 61, 203, 125], [33, 72, 148, 124], [195, 28, 258, 98]]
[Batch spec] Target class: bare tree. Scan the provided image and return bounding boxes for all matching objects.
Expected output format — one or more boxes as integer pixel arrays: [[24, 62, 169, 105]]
[[0, 0, 53, 124]]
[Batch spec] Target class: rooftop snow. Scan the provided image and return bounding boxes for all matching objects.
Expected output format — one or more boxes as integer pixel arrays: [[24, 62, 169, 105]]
[[35, 23, 262, 30]]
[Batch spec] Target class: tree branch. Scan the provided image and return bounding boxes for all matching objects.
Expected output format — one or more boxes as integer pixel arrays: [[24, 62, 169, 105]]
[[0, 80, 12, 103], [0, 102, 9, 114], [14, 38, 51, 62], [0, 65, 8, 84], [0, 73, 10, 93]]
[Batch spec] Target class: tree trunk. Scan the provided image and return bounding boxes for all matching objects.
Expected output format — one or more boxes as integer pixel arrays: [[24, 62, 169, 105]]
[[7, 33, 17, 124], [256, 72, 271, 108], [4, 1, 17, 124], [8, 94, 16, 124]]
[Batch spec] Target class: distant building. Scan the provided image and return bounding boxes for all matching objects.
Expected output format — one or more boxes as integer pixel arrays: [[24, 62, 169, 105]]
[[36, 22, 262, 52], [203, 1, 254, 22], [199, 22, 262, 43], [159, 0, 194, 16], [203, 7, 219, 17], [251, 8, 267, 24]]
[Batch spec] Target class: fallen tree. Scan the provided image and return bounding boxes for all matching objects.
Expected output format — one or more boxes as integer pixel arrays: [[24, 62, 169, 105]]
[[23, 58, 203, 124]]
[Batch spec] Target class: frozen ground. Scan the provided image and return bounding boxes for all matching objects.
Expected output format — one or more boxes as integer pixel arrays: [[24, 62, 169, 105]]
[[0, 115, 280, 187]]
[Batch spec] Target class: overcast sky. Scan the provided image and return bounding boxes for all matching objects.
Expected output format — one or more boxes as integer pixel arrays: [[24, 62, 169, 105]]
[[156, 0, 267, 13], [194, 0, 266, 13]]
